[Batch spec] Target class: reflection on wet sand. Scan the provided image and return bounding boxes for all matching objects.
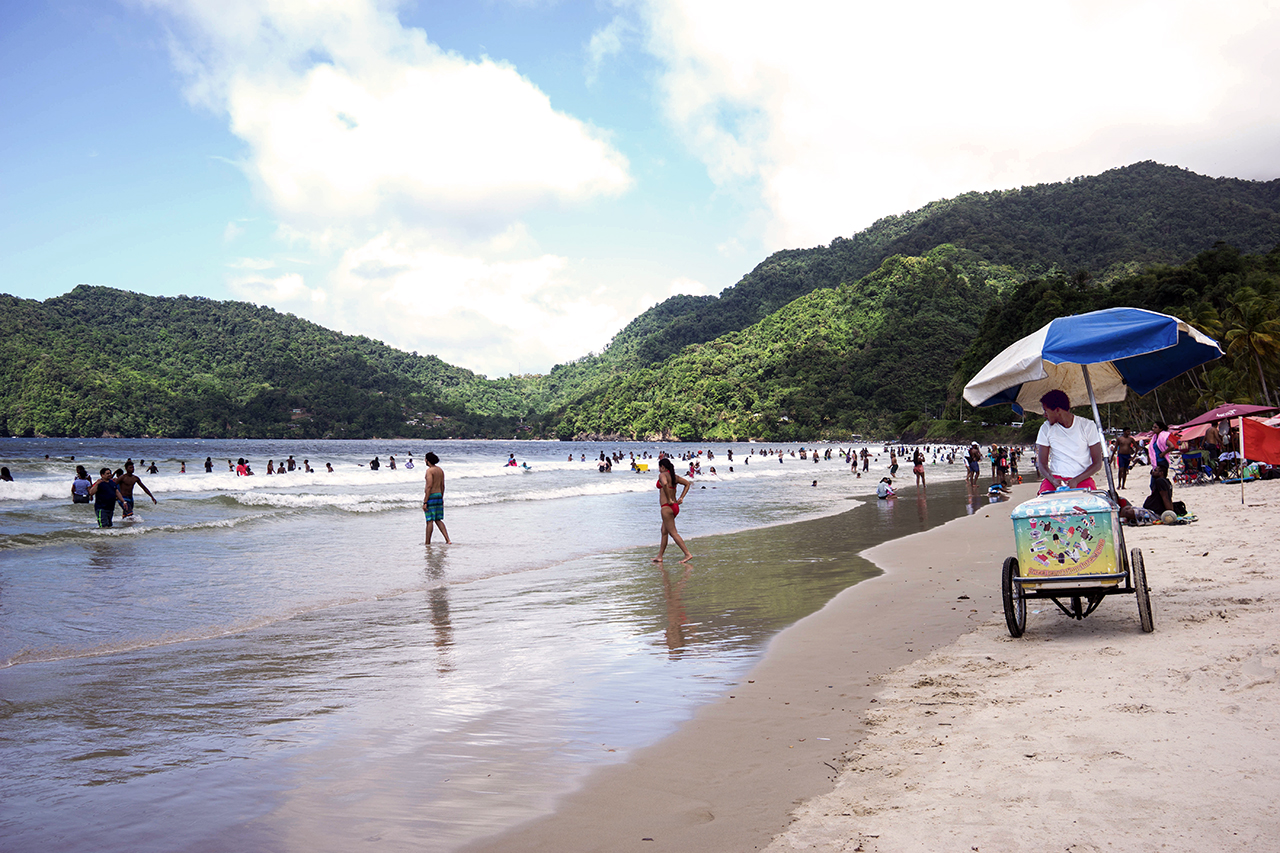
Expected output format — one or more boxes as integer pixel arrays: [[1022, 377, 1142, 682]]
[[965, 480, 987, 514], [657, 564, 695, 655], [425, 549, 454, 675]]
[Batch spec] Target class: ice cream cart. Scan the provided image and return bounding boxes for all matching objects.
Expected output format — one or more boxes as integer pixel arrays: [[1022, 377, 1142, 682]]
[[962, 308, 1224, 638], [1002, 487, 1151, 636]]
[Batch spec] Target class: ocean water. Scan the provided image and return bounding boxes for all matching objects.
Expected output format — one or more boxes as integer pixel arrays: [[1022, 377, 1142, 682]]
[[0, 438, 985, 852]]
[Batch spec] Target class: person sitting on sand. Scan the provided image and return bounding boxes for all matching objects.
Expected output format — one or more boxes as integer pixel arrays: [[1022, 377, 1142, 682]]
[[877, 477, 896, 499], [1034, 389, 1103, 494], [1143, 460, 1176, 515]]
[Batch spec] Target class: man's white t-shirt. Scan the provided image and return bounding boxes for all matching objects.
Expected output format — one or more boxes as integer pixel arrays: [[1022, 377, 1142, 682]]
[[1036, 416, 1102, 479]]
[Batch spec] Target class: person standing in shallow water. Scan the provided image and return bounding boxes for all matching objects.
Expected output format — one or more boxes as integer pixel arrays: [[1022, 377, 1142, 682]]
[[653, 457, 693, 564], [117, 460, 157, 518], [89, 467, 129, 528], [422, 452, 451, 545]]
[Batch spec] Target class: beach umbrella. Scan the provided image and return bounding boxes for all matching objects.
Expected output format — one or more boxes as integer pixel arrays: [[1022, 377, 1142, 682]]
[[964, 307, 1223, 416], [1175, 402, 1280, 429], [963, 307, 1223, 497]]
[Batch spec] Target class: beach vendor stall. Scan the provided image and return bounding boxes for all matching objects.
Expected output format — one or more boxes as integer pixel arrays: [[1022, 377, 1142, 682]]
[[963, 307, 1223, 637]]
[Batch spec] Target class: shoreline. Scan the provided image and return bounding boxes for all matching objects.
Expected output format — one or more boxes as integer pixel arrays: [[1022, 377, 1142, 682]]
[[470, 484, 1035, 853], [766, 477, 1280, 851]]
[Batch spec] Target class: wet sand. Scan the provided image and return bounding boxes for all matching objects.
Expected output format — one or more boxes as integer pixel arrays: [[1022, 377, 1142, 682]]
[[472, 484, 1026, 853], [766, 477, 1280, 852]]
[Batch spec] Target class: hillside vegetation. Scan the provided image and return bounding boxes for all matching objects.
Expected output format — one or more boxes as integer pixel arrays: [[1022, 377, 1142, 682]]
[[944, 242, 1280, 432], [4, 162, 1279, 440], [0, 287, 528, 438], [555, 246, 1023, 440], [542, 161, 1280, 408]]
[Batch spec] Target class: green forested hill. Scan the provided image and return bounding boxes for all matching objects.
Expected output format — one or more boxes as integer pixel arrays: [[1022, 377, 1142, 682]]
[[0, 286, 535, 438], [6, 162, 1280, 440], [945, 242, 1280, 431], [545, 161, 1280, 410], [554, 246, 1025, 440]]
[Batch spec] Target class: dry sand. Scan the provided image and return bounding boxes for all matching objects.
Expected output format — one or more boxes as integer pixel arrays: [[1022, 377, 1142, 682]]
[[474, 486, 1028, 853], [474, 479, 1280, 853], [767, 478, 1280, 852]]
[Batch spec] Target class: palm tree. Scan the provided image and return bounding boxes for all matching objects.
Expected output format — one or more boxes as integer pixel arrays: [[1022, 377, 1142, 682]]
[[1195, 365, 1250, 410], [1176, 302, 1225, 396], [1223, 288, 1280, 406]]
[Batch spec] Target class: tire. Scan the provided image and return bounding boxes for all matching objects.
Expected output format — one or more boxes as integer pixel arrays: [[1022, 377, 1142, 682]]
[[1002, 556, 1026, 638], [1132, 548, 1154, 633]]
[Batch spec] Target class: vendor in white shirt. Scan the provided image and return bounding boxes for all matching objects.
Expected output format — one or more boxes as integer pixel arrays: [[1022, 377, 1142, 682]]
[[1034, 389, 1104, 494]]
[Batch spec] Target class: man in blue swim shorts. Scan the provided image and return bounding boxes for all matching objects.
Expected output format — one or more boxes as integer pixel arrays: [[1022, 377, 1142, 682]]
[[422, 452, 451, 544], [1114, 427, 1136, 489]]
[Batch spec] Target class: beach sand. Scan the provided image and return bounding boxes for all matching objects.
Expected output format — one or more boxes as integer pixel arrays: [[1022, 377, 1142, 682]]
[[767, 478, 1280, 852], [473, 487, 1023, 853], [476, 479, 1280, 853]]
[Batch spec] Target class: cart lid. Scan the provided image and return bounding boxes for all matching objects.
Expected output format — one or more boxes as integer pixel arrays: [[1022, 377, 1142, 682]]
[[1012, 489, 1113, 520]]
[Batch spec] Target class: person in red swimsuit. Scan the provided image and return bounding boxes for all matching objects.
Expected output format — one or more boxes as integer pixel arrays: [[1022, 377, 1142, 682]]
[[653, 457, 693, 563]]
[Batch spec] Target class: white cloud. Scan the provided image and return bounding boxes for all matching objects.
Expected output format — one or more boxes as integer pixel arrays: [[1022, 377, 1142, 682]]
[[669, 277, 707, 296], [143, 0, 631, 233], [230, 270, 325, 306], [227, 229, 628, 377], [638, 0, 1280, 248], [137, 0, 634, 374], [586, 16, 629, 85]]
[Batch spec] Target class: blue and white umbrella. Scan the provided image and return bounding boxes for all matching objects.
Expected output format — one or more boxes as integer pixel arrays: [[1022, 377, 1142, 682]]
[[963, 307, 1223, 416]]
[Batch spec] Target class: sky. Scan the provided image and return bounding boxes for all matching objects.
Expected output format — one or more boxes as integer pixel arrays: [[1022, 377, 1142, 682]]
[[4, 0, 1280, 378]]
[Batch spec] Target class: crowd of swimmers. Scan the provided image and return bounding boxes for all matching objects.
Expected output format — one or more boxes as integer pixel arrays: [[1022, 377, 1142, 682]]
[[561, 442, 1019, 500]]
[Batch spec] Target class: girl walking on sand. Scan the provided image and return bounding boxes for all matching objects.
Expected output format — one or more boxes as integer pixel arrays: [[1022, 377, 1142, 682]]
[[653, 457, 693, 563]]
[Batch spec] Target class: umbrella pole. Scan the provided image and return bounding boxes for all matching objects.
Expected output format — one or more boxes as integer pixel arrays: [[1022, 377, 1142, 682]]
[[1238, 416, 1246, 505], [1082, 365, 1129, 564], [1081, 365, 1118, 498]]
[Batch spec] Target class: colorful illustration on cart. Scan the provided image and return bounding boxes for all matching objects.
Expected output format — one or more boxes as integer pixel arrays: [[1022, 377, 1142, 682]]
[[1012, 491, 1121, 578]]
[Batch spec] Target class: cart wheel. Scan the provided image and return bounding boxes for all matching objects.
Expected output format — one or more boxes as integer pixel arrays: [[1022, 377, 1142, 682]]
[[1131, 548, 1154, 633], [1002, 556, 1026, 638]]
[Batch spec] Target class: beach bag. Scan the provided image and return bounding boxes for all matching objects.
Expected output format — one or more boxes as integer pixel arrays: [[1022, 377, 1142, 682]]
[[1172, 500, 1187, 516]]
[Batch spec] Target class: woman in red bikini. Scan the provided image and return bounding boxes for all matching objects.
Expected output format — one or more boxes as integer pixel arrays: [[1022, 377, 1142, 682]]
[[653, 457, 693, 564]]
